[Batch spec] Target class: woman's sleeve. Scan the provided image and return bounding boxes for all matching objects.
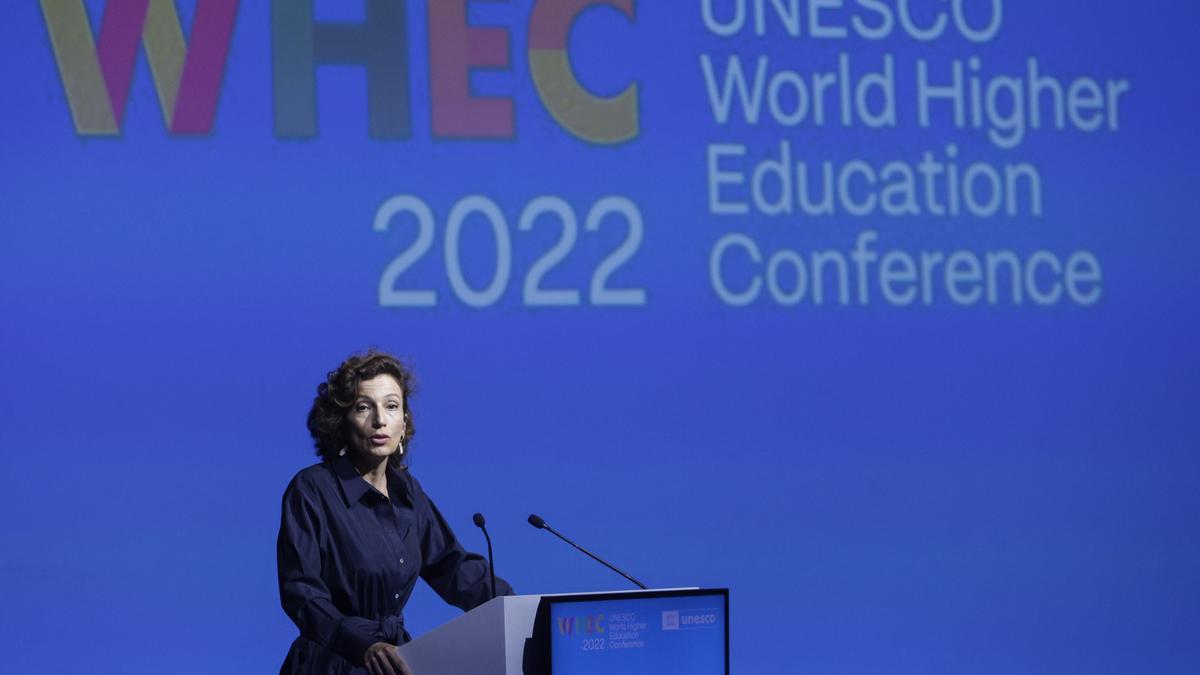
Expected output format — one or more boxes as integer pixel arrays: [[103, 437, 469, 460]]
[[417, 489, 515, 611], [277, 478, 386, 663]]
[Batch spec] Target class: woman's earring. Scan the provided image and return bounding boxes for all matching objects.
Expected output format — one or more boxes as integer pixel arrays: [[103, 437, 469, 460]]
[[338, 447, 347, 457]]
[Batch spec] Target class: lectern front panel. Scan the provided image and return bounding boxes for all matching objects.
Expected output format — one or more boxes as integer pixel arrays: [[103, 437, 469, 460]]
[[546, 589, 729, 675]]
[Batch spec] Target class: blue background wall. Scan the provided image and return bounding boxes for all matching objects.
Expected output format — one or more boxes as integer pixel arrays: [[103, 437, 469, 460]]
[[2, 1, 1198, 672]]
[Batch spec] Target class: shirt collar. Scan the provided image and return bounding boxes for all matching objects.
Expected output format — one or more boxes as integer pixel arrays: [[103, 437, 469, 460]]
[[332, 454, 414, 507]]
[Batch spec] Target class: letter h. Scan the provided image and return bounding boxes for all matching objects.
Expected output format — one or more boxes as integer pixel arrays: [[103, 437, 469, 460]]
[[272, 0, 409, 138]]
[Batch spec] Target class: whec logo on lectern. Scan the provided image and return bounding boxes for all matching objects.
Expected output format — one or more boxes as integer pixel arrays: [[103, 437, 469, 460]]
[[39, 0, 639, 142], [557, 613, 606, 637]]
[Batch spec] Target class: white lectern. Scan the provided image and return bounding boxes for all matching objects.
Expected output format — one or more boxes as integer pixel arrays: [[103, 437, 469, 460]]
[[395, 594, 543, 675], [395, 588, 725, 675]]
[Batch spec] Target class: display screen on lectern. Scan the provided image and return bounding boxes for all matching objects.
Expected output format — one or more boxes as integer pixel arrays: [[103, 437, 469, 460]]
[[547, 589, 729, 675]]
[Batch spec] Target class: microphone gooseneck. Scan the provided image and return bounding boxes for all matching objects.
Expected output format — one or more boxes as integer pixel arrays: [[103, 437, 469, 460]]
[[472, 512, 497, 601], [526, 513, 648, 590]]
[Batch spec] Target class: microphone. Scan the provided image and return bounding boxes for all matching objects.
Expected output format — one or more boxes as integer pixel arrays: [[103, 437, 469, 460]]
[[472, 512, 497, 601], [527, 513, 648, 589]]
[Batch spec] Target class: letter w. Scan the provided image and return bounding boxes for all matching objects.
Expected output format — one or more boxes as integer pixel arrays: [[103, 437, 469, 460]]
[[700, 54, 767, 124], [40, 0, 238, 135]]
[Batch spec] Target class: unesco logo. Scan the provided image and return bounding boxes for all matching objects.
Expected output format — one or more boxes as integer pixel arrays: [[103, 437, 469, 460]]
[[661, 610, 679, 630], [662, 608, 718, 630]]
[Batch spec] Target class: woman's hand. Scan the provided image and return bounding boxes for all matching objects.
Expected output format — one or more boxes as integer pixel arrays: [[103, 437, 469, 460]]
[[364, 641, 412, 675]]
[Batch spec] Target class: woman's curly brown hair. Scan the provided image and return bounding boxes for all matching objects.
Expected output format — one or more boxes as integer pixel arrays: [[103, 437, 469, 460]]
[[307, 350, 417, 468]]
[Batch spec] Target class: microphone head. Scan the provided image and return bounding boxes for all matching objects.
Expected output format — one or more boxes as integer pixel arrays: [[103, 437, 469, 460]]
[[473, 512, 486, 528], [527, 513, 546, 529]]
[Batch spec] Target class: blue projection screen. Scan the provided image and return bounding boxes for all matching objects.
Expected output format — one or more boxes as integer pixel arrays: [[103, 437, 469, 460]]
[[1, 1, 1198, 673]]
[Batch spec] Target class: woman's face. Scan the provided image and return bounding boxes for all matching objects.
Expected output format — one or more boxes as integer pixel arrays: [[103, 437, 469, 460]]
[[345, 374, 407, 460]]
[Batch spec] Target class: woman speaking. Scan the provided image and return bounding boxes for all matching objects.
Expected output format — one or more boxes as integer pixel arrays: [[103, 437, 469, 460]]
[[277, 351, 512, 675]]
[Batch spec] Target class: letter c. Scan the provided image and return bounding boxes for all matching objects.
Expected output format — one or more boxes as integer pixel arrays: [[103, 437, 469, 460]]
[[528, 0, 639, 143], [711, 234, 762, 306], [897, 0, 947, 41]]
